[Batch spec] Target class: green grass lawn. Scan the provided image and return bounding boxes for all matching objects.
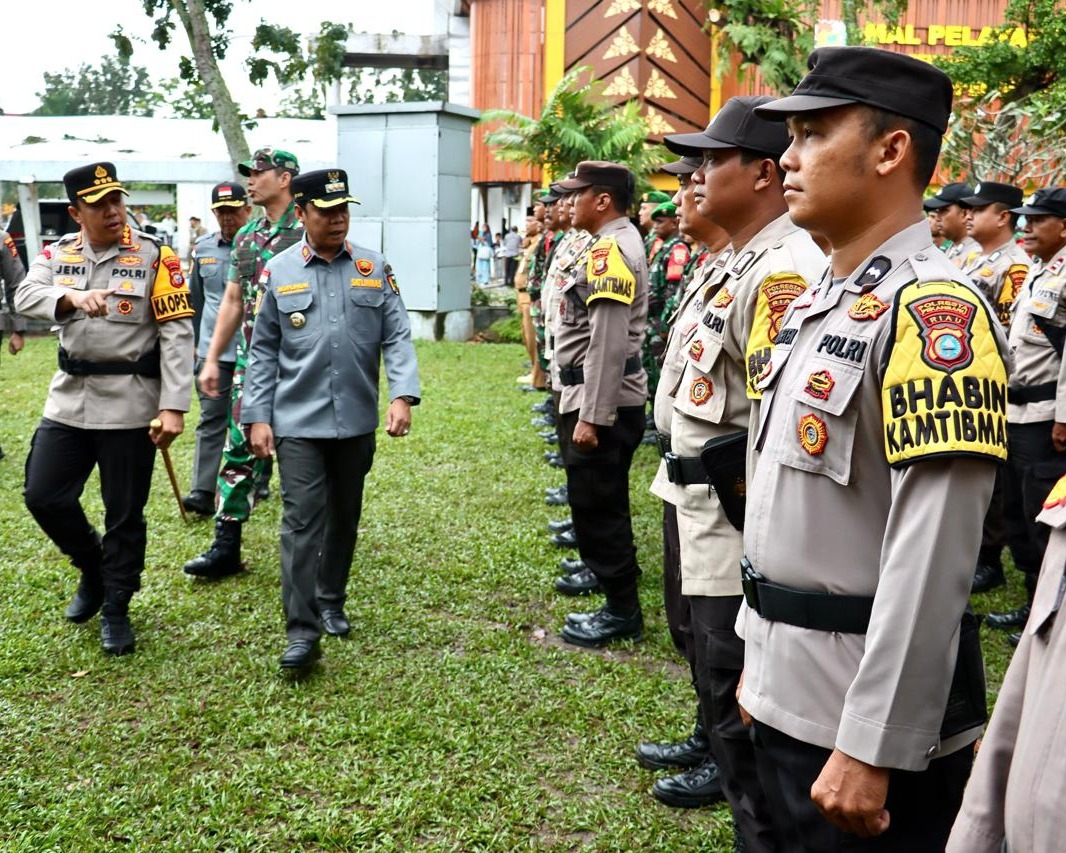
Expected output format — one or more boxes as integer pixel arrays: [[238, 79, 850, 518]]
[[0, 336, 1025, 850]]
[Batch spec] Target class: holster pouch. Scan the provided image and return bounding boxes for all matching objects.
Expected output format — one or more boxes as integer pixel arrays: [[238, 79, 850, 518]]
[[939, 607, 987, 740], [700, 431, 748, 531]]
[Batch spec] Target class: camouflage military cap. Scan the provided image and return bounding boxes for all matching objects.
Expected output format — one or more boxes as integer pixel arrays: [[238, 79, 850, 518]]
[[238, 147, 300, 177]]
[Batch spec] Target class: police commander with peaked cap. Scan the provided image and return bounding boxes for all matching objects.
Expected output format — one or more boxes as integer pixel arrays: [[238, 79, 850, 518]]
[[16, 162, 194, 657], [241, 168, 420, 671], [735, 47, 1008, 849]]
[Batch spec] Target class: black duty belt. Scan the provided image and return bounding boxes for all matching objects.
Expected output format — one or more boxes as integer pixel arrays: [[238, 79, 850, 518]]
[[1008, 382, 1057, 404], [559, 353, 642, 387], [664, 452, 710, 485], [741, 557, 873, 634], [59, 345, 161, 378]]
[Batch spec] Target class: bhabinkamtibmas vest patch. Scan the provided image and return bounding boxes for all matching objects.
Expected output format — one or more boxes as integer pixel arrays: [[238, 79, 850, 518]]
[[881, 279, 1008, 466], [586, 237, 636, 305]]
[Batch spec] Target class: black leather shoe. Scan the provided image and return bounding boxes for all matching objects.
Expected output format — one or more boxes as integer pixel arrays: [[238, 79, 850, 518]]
[[532, 416, 555, 427], [1009, 631, 1022, 647], [551, 528, 578, 548], [321, 609, 350, 637], [635, 722, 710, 771], [565, 609, 594, 626], [280, 639, 322, 670], [183, 520, 244, 578], [641, 430, 658, 446], [100, 590, 135, 656], [559, 556, 586, 574], [65, 571, 104, 623], [0, 444, 6, 460], [986, 603, 1031, 630], [547, 518, 573, 533], [561, 606, 643, 647], [532, 400, 553, 414], [652, 760, 726, 808], [545, 491, 569, 506], [549, 455, 565, 469], [181, 490, 215, 516], [972, 563, 1006, 594], [554, 568, 600, 596], [543, 432, 559, 445], [538, 429, 557, 439], [255, 482, 271, 501]]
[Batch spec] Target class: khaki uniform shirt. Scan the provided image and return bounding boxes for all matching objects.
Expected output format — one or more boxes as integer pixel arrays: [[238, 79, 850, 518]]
[[946, 479, 1066, 853], [1006, 246, 1066, 424], [543, 228, 594, 381], [554, 215, 648, 425], [0, 231, 26, 333], [15, 227, 194, 429], [946, 235, 982, 270], [650, 214, 826, 596], [961, 238, 1030, 328], [737, 221, 1007, 770]]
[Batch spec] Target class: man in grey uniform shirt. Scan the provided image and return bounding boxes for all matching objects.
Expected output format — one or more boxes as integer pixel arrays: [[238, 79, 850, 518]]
[[183, 183, 251, 514], [242, 169, 420, 671], [0, 230, 26, 460]]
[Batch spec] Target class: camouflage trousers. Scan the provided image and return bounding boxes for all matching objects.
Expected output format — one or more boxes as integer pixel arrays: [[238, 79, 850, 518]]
[[643, 325, 666, 400], [215, 352, 269, 523], [531, 299, 549, 372]]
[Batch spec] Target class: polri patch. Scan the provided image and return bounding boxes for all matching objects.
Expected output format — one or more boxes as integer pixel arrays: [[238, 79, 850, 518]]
[[798, 413, 828, 455]]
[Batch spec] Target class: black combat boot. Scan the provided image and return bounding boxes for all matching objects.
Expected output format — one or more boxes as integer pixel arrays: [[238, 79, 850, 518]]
[[65, 539, 105, 623], [100, 589, 135, 656], [183, 520, 243, 578]]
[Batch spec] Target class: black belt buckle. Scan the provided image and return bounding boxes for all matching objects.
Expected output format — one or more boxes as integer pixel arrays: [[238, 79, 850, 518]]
[[740, 557, 763, 614], [664, 452, 681, 483]]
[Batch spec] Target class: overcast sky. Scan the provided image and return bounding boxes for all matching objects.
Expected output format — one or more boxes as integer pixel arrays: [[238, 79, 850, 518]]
[[4, 0, 436, 115]]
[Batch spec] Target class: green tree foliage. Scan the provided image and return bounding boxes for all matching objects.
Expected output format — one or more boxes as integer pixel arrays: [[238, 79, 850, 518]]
[[480, 68, 667, 186], [33, 57, 159, 117], [935, 0, 1066, 184]]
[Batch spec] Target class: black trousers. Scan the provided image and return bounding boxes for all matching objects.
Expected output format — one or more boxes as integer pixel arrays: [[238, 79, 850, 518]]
[[978, 465, 1006, 568], [504, 256, 518, 287], [752, 722, 972, 853], [23, 418, 156, 594], [557, 406, 645, 607], [1003, 421, 1066, 580], [275, 435, 375, 641], [662, 501, 696, 677], [691, 596, 779, 853]]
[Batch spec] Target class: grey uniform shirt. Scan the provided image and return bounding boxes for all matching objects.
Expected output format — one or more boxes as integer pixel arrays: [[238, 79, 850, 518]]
[[1006, 247, 1066, 424], [15, 228, 194, 429], [189, 232, 238, 362], [241, 238, 420, 438], [946, 486, 1066, 853], [737, 221, 1007, 771], [553, 215, 649, 425], [543, 228, 594, 381], [961, 238, 1030, 329], [0, 231, 26, 333], [946, 235, 981, 270]]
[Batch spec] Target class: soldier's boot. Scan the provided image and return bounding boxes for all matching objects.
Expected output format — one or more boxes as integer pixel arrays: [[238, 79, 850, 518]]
[[100, 589, 135, 656], [65, 538, 105, 623], [182, 520, 243, 578]]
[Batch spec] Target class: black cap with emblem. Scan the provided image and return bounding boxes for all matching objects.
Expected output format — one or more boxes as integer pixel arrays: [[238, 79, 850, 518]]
[[960, 182, 1023, 209], [662, 155, 702, 176], [922, 183, 975, 211], [291, 169, 361, 208], [210, 182, 249, 209], [752, 47, 954, 134], [555, 161, 635, 194], [664, 96, 790, 158], [1012, 187, 1066, 218], [64, 162, 130, 205]]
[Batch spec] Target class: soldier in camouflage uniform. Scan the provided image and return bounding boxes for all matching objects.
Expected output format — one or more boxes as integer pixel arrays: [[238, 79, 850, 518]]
[[184, 147, 303, 579], [640, 190, 672, 261], [643, 202, 690, 399]]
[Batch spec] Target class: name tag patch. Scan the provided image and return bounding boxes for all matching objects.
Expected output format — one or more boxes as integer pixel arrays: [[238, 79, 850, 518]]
[[350, 278, 382, 289], [277, 283, 310, 295]]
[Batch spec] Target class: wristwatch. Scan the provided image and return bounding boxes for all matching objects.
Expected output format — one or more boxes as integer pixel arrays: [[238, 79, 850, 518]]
[[399, 395, 417, 404]]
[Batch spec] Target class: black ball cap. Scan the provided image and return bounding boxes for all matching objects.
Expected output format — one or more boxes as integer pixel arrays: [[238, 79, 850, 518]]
[[1012, 187, 1066, 218], [960, 181, 1023, 209], [922, 182, 975, 211], [555, 161, 635, 194], [665, 96, 790, 158], [754, 46, 953, 134], [210, 182, 248, 209], [662, 156, 702, 176], [291, 169, 361, 208], [64, 162, 129, 205]]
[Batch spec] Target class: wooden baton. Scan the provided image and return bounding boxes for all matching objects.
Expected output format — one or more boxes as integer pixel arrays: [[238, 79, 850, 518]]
[[150, 418, 188, 523]]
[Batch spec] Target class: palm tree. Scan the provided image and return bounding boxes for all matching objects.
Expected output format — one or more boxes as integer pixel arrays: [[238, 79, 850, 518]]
[[480, 68, 668, 187]]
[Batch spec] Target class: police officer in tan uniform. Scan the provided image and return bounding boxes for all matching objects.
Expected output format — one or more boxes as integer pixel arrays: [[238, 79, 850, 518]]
[[739, 49, 1007, 849], [958, 181, 1030, 595], [637, 99, 826, 837], [986, 188, 1066, 639], [947, 473, 1066, 852], [16, 162, 194, 656], [924, 182, 981, 268], [551, 161, 649, 646]]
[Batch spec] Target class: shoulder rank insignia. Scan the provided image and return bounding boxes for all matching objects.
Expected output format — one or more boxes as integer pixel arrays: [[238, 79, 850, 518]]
[[848, 293, 889, 321], [988, 250, 1002, 263], [881, 279, 1007, 466], [798, 413, 828, 455], [730, 250, 756, 277], [856, 256, 891, 289], [1050, 256, 1064, 275]]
